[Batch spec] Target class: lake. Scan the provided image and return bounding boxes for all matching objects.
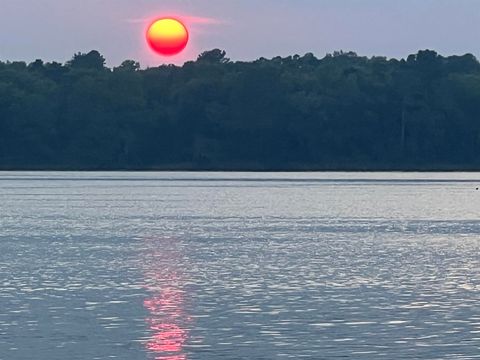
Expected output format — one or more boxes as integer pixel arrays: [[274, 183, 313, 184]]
[[1, 172, 480, 359]]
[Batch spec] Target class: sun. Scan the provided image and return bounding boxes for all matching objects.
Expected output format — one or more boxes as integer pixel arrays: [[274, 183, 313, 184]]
[[146, 18, 189, 56]]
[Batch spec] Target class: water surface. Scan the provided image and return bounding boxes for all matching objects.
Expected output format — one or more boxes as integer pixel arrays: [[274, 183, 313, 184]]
[[1, 172, 480, 359]]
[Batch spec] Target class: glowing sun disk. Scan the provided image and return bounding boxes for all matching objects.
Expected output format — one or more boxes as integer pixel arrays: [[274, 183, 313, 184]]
[[147, 18, 189, 56]]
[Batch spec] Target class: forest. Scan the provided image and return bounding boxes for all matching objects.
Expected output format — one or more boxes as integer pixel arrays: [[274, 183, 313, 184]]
[[1, 49, 480, 170]]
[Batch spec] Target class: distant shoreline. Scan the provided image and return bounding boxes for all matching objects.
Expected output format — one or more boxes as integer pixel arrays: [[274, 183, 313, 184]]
[[2, 167, 480, 172], [2, 49, 480, 171]]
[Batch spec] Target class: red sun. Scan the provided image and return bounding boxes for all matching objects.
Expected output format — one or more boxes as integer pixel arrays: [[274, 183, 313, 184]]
[[146, 18, 189, 56]]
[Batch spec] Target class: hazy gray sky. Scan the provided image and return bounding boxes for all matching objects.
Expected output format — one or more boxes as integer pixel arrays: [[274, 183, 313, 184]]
[[1, 0, 480, 67]]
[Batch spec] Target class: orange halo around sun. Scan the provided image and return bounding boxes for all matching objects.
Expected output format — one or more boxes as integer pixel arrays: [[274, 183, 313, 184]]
[[146, 18, 189, 56]]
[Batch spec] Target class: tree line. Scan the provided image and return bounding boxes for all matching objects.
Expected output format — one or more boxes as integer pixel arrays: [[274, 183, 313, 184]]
[[1, 48, 480, 170]]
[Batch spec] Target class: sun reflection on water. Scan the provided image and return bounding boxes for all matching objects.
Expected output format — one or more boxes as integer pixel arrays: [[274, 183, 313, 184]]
[[143, 237, 190, 360]]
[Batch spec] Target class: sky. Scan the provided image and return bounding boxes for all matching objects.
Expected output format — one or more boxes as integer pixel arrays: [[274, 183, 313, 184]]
[[1, 0, 480, 67]]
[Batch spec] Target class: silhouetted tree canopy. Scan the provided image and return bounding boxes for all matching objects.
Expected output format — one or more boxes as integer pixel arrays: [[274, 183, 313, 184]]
[[197, 49, 230, 64], [1, 48, 480, 170], [67, 50, 106, 71]]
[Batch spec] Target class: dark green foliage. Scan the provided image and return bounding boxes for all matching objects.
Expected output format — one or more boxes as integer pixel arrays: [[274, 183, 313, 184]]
[[67, 51, 107, 71], [1, 48, 480, 170]]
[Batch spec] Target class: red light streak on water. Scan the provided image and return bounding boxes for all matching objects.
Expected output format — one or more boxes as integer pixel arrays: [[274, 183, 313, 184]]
[[143, 237, 191, 360]]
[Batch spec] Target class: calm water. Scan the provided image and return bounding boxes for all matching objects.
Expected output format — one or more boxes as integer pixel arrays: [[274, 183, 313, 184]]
[[1, 172, 480, 360]]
